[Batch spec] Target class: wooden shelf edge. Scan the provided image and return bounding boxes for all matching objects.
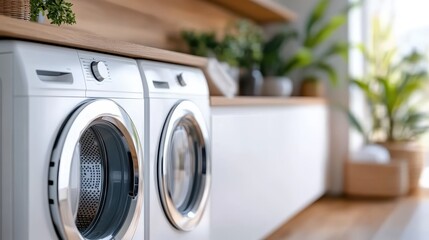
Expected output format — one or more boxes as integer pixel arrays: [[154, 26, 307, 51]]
[[207, 0, 296, 23], [210, 96, 327, 106], [0, 16, 208, 68]]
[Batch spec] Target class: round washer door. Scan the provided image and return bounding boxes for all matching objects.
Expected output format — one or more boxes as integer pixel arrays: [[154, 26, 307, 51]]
[[48, 99, 143, 240], [158, 100, 211, 231]]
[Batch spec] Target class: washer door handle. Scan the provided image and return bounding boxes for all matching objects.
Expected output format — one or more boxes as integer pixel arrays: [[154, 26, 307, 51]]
[[129, 175, 139, 198]]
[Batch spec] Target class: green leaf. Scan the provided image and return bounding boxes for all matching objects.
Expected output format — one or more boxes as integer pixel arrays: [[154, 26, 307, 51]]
[[305, 15, 347, 48], [400, 112, 429, 126], [347, 109, 367, 142], [305, 0, 330, 37], [261, 30, 298, 75], [315, 62, 338, 85], [392, 72, 427, 112], [280, 48, 313, 75], [263, 30, 298, 54], [322, 42, 349, 60], [350, 78, 378, 103], [409, 126, 429, 139], [376, 76, 395, 115]]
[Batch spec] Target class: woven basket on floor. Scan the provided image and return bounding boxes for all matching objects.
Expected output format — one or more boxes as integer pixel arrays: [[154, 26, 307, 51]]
[[0, 0, 30, 20], [344, 159, 409, 197], [379, 142, 425, 193]]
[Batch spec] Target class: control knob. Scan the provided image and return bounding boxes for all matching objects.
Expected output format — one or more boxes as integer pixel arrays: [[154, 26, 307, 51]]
[[91, 61, 109, 81]]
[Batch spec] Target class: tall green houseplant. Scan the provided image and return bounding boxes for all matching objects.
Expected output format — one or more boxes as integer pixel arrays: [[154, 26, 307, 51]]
[[349, 18, 429, 143], [348, 18, 429, 192]]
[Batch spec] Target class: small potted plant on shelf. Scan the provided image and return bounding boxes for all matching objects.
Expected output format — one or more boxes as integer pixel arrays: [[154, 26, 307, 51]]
[[348, 19, 429, 193], [30, 0, 76, 25], [181, 19, 264, 96], [260, 30, 298, 96], [228, 20, 264, 96]]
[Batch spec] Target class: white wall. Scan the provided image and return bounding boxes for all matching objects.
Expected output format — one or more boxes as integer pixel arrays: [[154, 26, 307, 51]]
[[265, 0, 350, 194]]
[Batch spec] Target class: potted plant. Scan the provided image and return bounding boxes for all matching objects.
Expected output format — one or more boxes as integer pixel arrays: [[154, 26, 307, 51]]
[[30, 0, 76, 25], [348, 19, 429, 192], [261, 0, 355, 97], [227, 20, 264, 96], [259, 31, 297, 96], [181, 20, 264, 96]]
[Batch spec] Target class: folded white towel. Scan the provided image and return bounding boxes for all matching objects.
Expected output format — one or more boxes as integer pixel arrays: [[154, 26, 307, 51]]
[[205, 58, 238, 97]]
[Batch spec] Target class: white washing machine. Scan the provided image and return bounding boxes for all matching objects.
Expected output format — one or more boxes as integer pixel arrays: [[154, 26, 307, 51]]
[[137, 60, 211, 240], [0, 40, 145, 240]]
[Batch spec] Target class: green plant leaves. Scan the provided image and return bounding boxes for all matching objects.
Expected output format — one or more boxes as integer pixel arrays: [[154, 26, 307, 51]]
[[261, 30, 298, 76], [181, 31, 218, 58], [395, 108, 429, 140], [30, 0, 76, 25], [323, 42, 349, 60], [182, 20, 263, 69], [347, 109, 368, 143], [305, 15, 346, 48], [315, 62, 338, 85], [280, 48, 313, 75], [351, 78, 378, 102], [305, 0, 330, 37], [347, 15, 429, 142]]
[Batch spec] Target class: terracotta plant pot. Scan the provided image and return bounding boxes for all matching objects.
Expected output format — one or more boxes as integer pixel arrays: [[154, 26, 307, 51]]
[[379, 141, 426, 193], [299, 79, 325, 97], [262, 77, 293, 96]]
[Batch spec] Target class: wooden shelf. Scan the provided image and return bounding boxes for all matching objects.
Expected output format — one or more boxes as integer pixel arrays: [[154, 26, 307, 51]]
[[0, 15, 208, 68], [210, 96, 326, 106], [207, 0, 296, 23]]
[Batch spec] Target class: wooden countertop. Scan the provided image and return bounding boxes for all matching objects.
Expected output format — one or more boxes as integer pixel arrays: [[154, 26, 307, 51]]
[[0, 16, 207, 68], [206, 0, 296, 23], [210, 97, 327, 106]]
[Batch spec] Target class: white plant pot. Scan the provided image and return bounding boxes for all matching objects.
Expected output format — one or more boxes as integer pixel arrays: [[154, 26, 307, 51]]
[[37, 11, 45, 23], [262, 76, 293, 96]]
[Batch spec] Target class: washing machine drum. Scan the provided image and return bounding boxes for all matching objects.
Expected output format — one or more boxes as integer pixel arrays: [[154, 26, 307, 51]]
[[48, 99, 143, 240], [158, 100, 211, 231]]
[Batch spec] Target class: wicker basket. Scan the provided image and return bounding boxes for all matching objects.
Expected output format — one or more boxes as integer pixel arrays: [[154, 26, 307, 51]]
[[379, 142, 425, 192], [0, 0, 30, 20], [344, 159, 409, 197]]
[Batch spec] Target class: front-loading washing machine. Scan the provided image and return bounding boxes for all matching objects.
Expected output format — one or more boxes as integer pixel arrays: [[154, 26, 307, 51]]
[[137, 60, 211, 240], [0, 40, 145, 240]]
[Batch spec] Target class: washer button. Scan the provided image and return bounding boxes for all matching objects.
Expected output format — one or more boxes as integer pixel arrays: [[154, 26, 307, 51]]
[[177, 73, 187, 87]]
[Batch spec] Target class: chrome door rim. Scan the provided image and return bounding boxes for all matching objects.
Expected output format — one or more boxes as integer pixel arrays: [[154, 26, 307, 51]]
[[158, 100, 211, 231], [48, 99, 143, 240]]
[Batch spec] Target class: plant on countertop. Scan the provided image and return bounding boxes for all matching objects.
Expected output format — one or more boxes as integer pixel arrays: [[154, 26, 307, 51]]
[[260, 0, 358, 85], [348, 18, 429, 143], [181, 19, 263, 69], [181, 20, 264, 96], [30, 0, 76, 26], [225, 20, 263, 69]]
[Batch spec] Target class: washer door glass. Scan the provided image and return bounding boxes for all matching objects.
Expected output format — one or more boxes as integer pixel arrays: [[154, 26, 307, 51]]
[[158, 100, 211, 231], [48, 99, 143, 240]]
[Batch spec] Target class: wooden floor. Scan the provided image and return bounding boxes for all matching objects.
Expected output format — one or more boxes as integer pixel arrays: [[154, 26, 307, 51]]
[[266, 189, 429, 240]]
